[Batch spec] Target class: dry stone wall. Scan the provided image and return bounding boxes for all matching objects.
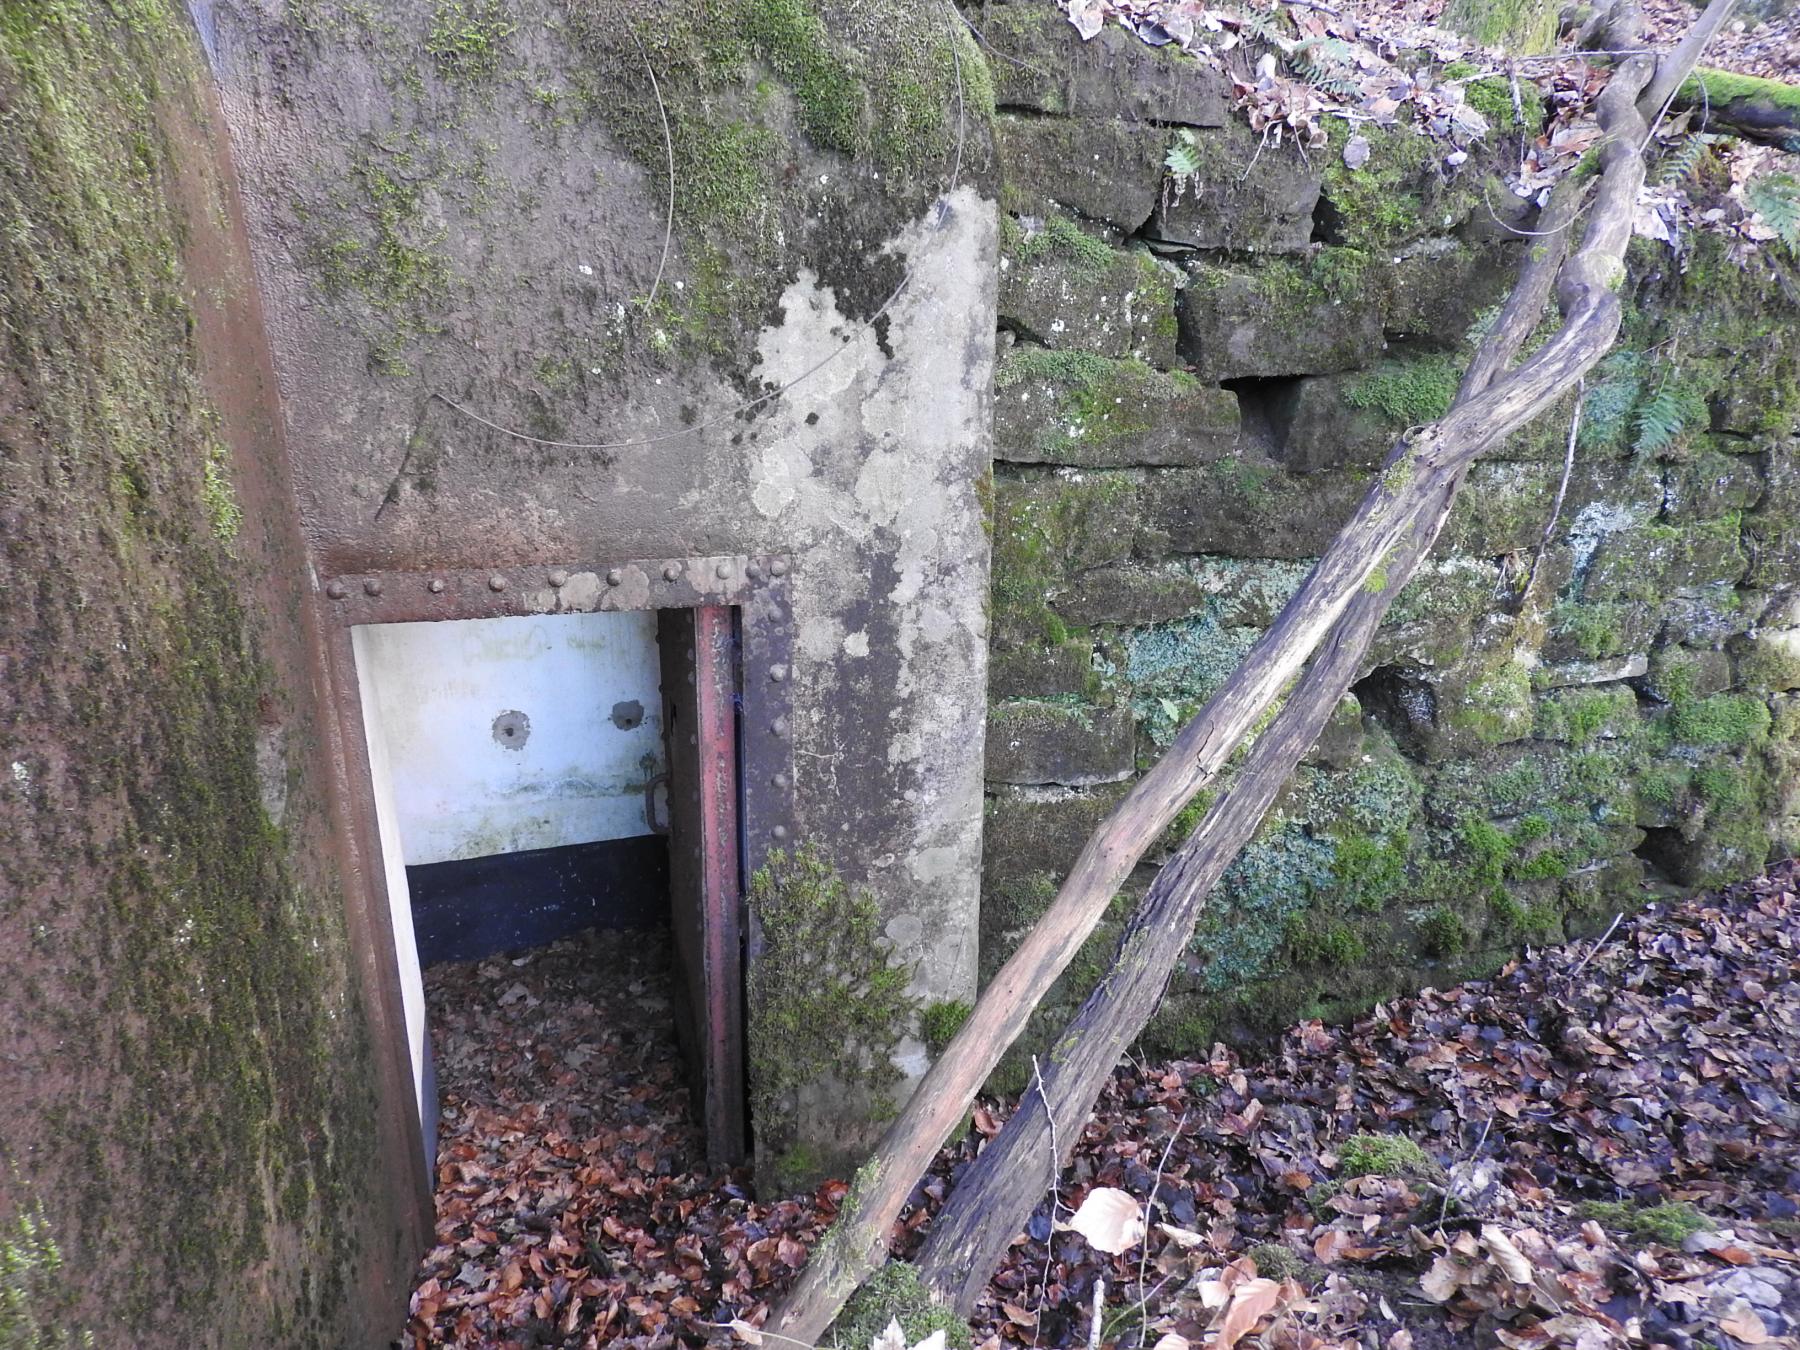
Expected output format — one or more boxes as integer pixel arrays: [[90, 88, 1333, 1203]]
[[974, 3, 1800, 1085]]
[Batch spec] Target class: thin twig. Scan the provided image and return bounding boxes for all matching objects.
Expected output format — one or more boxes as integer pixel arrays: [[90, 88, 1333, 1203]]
[[1032, 1053, 1061, 1350], [1518, 375, 1582, 607], [428, 0, 971, 455], [1570, 911, 1625, 979], [1481, 182, 1588, 238], [1088, 1277, 1105, 1350], [1136, 1113, 1187, 1348], [1436, 1111, 1496, 1231], [628, 25, 676, 315]]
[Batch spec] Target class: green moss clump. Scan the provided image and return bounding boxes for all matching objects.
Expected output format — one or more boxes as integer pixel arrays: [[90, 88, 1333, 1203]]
[[746, 847, 917, 1176], [1286, 915, 1368, 966], [1346, 353, 1464, 426], [425, 0, 513, 79], [1464, 76, 1546, 133], [830, 1262, 973, 1350], [920, 999, 972, 1057], [1248, 1242, 1305, 1282], [1580, 1200, 1714, 1248], [1010, 213, 1117, 275], [1671, 693, 1771, 748], [1419, 904, 1470, 956], [1337, 1133, 1435, 1180], [1535, 685, 1638, 746]]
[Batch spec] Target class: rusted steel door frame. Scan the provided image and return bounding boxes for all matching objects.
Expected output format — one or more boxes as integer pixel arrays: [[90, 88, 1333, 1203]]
[[689, 605, 747, 1164], [323, 554, 788, 1177]]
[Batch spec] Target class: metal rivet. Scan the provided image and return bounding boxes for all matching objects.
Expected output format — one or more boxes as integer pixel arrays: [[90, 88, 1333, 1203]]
[[488, 574, 507, 592], [427, 578, 446, 594], [363, 578, 384, 597], [772, 716, 789, 737], [746, 562, 764, 581], [547, 568, 569, 588], [606, 568, 624, 586], [773, 773, 790, 790], [770, 664, 788, 683], [325, 580, 348, 600], [715, 561, 733, 579], [769, 558, 790, 577], [772, 825, 789, 841], [663, 562, 682, 581]]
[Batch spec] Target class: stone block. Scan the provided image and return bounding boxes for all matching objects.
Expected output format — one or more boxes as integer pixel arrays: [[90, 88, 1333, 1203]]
[[1148, 122, 1321, 254], [1743, 516, 1800, 590], [1736, 628, 1800, 692], [1533, 654, 1649, 691], [1278, 357, 1467, 473], [987, 699, 1137, 786], [983, 782, 1131, 888], [995, 114, 1165, 232], [994, 348, 1238, 467], [1642, 644, 1733, 702], [979, 5, 1231, 126], [1543, 598, 1659, 664], [989, 637, 1095, 700], [1415, 657, 1536, 761], [1441, 461, 1558, 555], [1582, 514, 1750, 602], [1303, 692, 1366, 769], [1148, 461, 1370, 559], [1176, 260, 1382, 380], [1054, 563, 1201, 628], [1383, 240, 1516, 347], [1662, 449, 1765, 521], [999, 224, 1180, 364], [1657, 586, 1761, 647]]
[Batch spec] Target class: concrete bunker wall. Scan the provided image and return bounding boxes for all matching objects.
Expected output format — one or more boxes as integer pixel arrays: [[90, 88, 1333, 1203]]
[[0, 5, 423, 1345], [974, 6, 1800, 1089], [201, 0, 999, 1189]]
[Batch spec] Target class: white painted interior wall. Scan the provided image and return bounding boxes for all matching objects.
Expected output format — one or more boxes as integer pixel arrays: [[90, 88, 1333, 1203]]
[[351, 624, 430, 1124], [353, 612, 667, 865]]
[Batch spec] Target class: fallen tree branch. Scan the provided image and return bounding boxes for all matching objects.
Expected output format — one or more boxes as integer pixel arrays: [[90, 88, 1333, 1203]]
[[761, 1, 1732, 1338]]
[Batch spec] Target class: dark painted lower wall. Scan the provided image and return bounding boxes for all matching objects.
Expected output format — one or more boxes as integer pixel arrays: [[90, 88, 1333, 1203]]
[[409, 836, 670, 964], [0, 5, 418, 1344]]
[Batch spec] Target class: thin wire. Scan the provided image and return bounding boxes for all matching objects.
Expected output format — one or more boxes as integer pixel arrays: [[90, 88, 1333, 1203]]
[[630, 24, 675, 314], [428, 0, 969, 455]]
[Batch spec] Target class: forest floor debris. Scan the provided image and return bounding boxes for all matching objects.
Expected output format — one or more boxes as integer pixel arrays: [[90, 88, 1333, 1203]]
[[406, 862, 1800, 1349]]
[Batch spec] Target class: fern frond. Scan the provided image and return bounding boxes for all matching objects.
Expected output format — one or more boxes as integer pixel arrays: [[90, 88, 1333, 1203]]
[[1633, 384, 1701, 455], [1237, 6, 1290, 47], [1656, 133, 1712, 186], [1747, 173, 1800, 253], [1165, 129, 1202, 179]]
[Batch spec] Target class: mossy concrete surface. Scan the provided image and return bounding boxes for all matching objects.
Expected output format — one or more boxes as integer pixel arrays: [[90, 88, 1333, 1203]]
[[1, 3, 410, 1343]]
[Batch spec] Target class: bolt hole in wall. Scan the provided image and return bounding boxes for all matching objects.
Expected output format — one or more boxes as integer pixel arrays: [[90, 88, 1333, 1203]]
[[351, 606, 747, 1165]]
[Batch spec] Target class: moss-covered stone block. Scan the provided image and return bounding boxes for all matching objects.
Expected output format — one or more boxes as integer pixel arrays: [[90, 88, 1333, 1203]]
[[1582, 514, 1750, 602], [1658, 586, 1762, 648], [979, 3, 1230, 125], [994, 113, 1165, 232], [1544, 598, 1660, 664], [999, 219, 1180, 365], [1305, 693, 1367, 770], [1533, 683, 1640, 745], [1662, 449, 1765, 522], [1150, 121, 1321, 254], [1383, 240, 1516, 348], [1533, 653, 1649, 690], [1743, 516, 1800, 591], [1420, 657, 1536, 760], [1054, 562, 1202, 629], [983, 783, 1131, 893], [987, 699, 1136, 787], [1736, 629, 1800, 693], [1279, 364, 1456, 473], [1643, 644, 1733, 703], [1177, 257, 1383, 380], [989, 638, 1096, 701], [991, 468, 1138, 648], [1149, 461, 1370, 559], [1440, 460, 1559, 554], [994, 347, 1237, 466]]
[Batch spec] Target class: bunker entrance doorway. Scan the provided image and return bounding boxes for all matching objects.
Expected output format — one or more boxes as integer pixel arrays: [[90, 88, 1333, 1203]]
[[352, 606, 747, 1169]]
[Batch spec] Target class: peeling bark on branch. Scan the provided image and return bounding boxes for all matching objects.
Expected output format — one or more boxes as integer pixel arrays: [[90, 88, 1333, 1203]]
[[761, 2, 1735, 1340]]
